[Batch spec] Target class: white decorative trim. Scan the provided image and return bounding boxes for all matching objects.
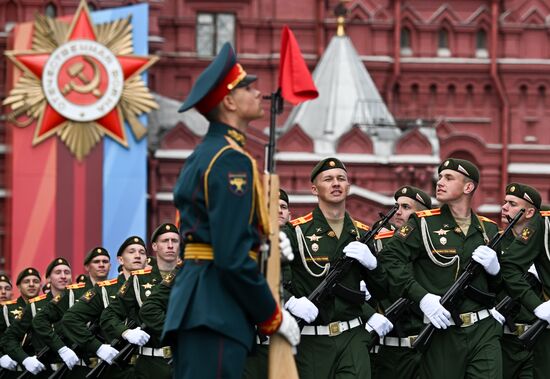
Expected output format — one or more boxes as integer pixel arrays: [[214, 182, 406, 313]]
[[156, 192, 174, 201], [274, 152, 439, 164], [508, 163, 550, 175], [154, 149, 193, 159], [477, 204, 502, 214]]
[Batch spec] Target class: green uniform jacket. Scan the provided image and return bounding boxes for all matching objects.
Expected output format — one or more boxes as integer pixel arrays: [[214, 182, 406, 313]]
[[380, 205, 500, 313], [284, 206, 381, 324], [100, 264, 163, 343], [500, 212, 549, 312], [62, 274, 125, 355], [0, 296, 26, 355], [3, 292, 52, 363], [32, 280, 93, 351], [163, 122, 277, 350]]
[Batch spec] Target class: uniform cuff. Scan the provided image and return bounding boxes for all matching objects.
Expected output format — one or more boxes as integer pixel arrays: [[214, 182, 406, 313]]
[[257, 304, 282, 336], [408, 282, 429, 304]]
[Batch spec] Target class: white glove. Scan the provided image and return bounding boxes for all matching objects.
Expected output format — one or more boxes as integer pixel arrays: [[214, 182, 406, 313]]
[[343, 241, 377, 270], [279, 231, 294, 262], [284, 296, 318, 323], [472, 246, 500, 275], [57, 346, 79, 370], [0, 354, 17, 370], [365, 313, 393, 337], [419, 293, 451, 329], [122, 327, 150, 346], [96, 344, 119, 364], [276, 309, 300, 346], [22, 356, 45, 375], [534, 300, 550, 323], [359, 280, 372, 301], [528, 264, 540, 281], [489, 308, 505, 325]]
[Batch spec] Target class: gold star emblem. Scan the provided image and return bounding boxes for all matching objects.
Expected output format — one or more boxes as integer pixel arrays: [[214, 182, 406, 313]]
[[306, 234, 322, 242], [134, 238, 139, 243], [329, 161, 335, 167], [510, 186, 516, 192], [165, 225, 170, 230], [11, 309, 23, 319], [433, 229, 449, 236]]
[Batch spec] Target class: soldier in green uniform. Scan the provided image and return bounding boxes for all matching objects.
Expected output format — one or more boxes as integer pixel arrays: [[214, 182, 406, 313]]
[[3, 258, 72, 376], [381, 158, 503, 379], [500, 186, 550, 379], [163, 42, 299, 379], [374, 186, 431, 379], [32, 248, 111, 377], [62, 237, 147, 379], [0, 269, 41, 374], [0, 274, 13, 302], [100, 224, 180, 379], [283, 157, 388, 379]]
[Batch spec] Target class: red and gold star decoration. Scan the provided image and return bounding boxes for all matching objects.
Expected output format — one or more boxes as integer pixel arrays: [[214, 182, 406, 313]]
[[3, 1, 158, 160]]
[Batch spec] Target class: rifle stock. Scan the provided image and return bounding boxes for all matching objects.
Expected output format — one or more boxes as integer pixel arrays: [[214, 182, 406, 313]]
[[412, 209, 525, 351]]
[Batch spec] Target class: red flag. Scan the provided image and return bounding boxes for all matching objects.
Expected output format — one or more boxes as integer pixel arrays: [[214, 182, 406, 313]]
[[278, 25, 318, 105]]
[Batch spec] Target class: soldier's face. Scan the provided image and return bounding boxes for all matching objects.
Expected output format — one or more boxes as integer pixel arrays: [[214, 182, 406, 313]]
[[436, 170, 473, 203], [118, 244, 147, 271], [49, 264, 72, 293], [0, 282, 13, 302], [501, 195, 535, 224], [279, 199, 291, 226], [392, 197, 418, 228], [312, 168, 350, 204], [18, 275, 41, 299], [86, 256, 111, 282], [229, 85, 264, 122], [153, 232, 180, 264]]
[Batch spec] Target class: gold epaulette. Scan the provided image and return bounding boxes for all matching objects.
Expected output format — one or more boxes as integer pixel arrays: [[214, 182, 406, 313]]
[[541, 211, 550, 217], [416, 208, 441, 218], [29, 294, 48, 303], [353, 220, 370, 231], [131, 267, 152, 276], [479, 215, 497, 225], [0, 299, 17, 305], [97, 278, 118, 287], [290, 213, 313, 227], [67, 282, 86, 290], [375, 230, 395, 240]]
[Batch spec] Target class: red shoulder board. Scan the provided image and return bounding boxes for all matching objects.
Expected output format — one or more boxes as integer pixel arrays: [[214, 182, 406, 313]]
[[541, 211, 550, 217], [67, 282, 86, 290], [416, 208, 441, 218], [131, 267, 152, 276], [375, 230, 395, 240], [479, 216, 497, 225], [353, 220, 370, 231], [29, 294, 48, 303], [290, 213, 313, 227], [1, 299, 17, 305], [97, 278, 118, 287]]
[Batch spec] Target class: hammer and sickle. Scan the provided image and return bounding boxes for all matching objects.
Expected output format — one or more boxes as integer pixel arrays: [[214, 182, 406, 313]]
[[62, 56, 102, 97]]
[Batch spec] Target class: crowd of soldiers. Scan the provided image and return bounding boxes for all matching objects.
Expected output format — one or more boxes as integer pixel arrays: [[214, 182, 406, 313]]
[[0, 224, 181, 379]]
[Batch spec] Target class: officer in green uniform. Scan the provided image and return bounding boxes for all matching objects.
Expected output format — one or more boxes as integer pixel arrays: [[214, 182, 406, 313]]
[[62, 237, 147, 379], [163, 42, 299, 379], [381, 158, 503, 379], [0, 268, 41, 374], [3, 258, 73, 377], [283, 157, 387, 379], [500, 186, 550, 379], [375, 186, 431, 379], [32, 248, 111, 377], [0, 274, 13, 302], [100, 224, 179, 379]]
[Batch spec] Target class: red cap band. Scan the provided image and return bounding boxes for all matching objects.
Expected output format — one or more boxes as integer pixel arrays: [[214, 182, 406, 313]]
[[196, 63, 247, 114]]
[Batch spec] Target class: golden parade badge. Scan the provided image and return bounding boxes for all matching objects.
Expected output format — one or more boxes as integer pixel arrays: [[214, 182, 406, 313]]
[[3, 1, 158, 159]]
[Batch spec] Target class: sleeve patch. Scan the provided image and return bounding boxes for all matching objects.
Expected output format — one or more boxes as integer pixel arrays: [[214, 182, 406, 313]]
[[397, 223, 415, 239], [227, 172, 248, 196], [80, 289, 96, 303], [517, 227, 535, 244]]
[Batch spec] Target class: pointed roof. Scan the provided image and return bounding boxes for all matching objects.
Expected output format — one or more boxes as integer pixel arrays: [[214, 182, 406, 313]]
[[282, 35, 396, 154]]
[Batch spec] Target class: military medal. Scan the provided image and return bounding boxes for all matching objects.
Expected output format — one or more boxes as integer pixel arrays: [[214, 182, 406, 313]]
[[311, 243, 319, 252], [145, 290, 151, 297], [440, 237, 447, 245]]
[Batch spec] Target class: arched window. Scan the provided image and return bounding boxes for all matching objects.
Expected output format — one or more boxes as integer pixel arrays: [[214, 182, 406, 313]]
[[45, 3, 57, 18], [437, 28, 451, 57], [475, 29, 488, 58]]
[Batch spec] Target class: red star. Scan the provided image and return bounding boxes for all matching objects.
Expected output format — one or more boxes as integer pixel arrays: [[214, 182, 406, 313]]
[[8, 2, 154, 147]]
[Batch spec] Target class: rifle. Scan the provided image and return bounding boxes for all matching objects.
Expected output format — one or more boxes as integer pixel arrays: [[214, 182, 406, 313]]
[[412, 208, 525, 351], [16, 345, 49, 379], [367, 297, 413, 349], [85, 319, 137, 379], [517, 274, 547, 350], [297, 204, 399, 329]]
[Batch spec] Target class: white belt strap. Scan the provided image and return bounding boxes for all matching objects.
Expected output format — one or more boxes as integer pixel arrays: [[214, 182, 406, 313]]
[[379, 335, 418, 348], [301, 317, 362, 337], [423, 309, 491, 327]]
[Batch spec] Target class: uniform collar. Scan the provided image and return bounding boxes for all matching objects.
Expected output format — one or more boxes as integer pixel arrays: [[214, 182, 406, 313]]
[[207, 122, 247, 147], [311, 206, 356, 238], [440, 204, 485, 236]]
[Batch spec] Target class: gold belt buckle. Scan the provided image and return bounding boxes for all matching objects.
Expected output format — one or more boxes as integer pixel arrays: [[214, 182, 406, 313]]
[[460, 312, 472, 327], [515, 324, 526, 336], [163, 346, 172, 359], [88, 357, 98, 368], [328, 322, 342, 337], [408, 335, 418, 346]]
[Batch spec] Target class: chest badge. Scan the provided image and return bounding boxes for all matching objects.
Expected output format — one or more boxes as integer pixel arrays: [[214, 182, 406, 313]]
[[434, 229, 449, 236], [440, 237, 447, 245], [311, 243, 319, 252], [306, 234, 322, 242], [316, 228, 322, 233], [327, 231, 337, 238]]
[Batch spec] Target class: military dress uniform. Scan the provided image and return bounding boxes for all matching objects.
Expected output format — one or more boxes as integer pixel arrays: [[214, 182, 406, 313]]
[[285, 206, 375, 378], [0, 296, 27, 376], [381, 204, 501, 379]]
